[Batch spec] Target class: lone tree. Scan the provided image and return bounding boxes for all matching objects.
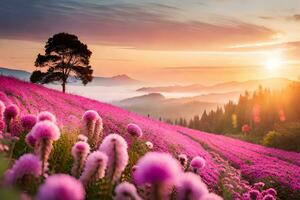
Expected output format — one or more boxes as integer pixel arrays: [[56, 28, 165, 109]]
[[30, 32, 93, 93]]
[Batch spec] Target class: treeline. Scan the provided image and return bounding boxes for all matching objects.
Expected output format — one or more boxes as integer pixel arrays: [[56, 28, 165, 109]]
[[166, 83, 300, 151]]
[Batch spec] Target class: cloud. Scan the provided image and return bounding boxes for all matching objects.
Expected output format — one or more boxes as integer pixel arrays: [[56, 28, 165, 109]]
[[0, 0, 277, 51]]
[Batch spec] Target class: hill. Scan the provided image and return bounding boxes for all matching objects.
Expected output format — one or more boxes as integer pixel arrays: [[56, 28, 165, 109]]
[[137, 78, 295, 93], [0, 76, 299, 199], [0, 67, 141, 86]]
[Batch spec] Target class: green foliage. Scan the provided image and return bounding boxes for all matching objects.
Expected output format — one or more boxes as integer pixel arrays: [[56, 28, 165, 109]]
[[263, 123, 300, 152], [48, 130, 78, 174], [13, 131, 32, 159]]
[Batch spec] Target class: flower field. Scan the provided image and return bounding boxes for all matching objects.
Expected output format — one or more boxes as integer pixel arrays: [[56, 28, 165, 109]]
[[0, 76, 299, 200]]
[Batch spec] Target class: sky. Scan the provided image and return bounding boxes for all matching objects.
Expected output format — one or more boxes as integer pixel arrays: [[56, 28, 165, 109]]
[[0, 0, 300, 84]]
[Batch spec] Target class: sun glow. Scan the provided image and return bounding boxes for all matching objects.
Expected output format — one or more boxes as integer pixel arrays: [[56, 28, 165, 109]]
[[264, 50, 283, 71]]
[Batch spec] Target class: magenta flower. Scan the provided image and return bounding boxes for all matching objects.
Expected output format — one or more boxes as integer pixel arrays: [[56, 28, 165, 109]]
[[10, 120, 23, 136], [249, 189, 261, 200], [21, 114, 37, 130], [263, 194, 276, 200], [4, 104, 19, 120], [36, 174, 85, 200], [82, 110, 102, 148], [265, 188, 277, 196], [114, 182, 142, 200], [145, 141, 153, 149], [176, 172, 208, 200], [30, 121, 61, 175], [71, 141, 90, 178], [0, 120, 5, 133], [99, 133, 128, 181], [190, 156, 206, 173], [83, 110, 99, 122], [253, 182, 265, 190], [4, 153, 42, 186], [127, 123, 143, 138], [25, 133, 37, 148], [37, 111, 57, 124], [0, 100, 5, 119], [30, 121, 60, 141], [80, 151, 108, 185], [4, 104, 19, 132]]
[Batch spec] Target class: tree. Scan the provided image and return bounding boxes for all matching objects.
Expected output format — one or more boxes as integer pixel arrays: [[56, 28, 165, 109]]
[[30, 32, 93, 93]]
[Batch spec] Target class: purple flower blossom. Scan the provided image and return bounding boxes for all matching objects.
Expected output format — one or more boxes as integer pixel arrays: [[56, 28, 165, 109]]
[[36, 174, 85, 200], [71, 141, 90, 177], [190, 156, 206, 173], [127, 123, 143, 138], [114, 182, 142, 200], [37, 111, 57, 124], [21, 114, 37, 130], [99, 133, 128, 181], [176, 172, 208, 200], [4, 153, 41, 185], [82, 110, 102, 147], [80, 151, 108, 185]]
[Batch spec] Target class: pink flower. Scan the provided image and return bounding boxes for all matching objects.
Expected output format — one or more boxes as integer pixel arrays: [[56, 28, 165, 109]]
[[37, 111, 57, 124], [134, 152, 182, 185], [265, 188, 277, 196], [30, 121, 61, 175], [25, 133, 37, 148], [5, 153, 42, 185], [190, 156, 206, 171], [4, 104, 19, 121], [82, 110, 99, 122], [30, 121, 60, 141], [36, 174, 85, 200], [176, 172, 208, 200], [0, 119, 5, 133], [99, 134, 128, 181], [0, 100, 5, 119], [127, 123, 143, 137], [71, 141, 90, 177], [253, 182, 265, 190], [263, 194, 276, 200], [80, 151, 108, 185], [114, 182, 142, 200], [21, 114, 37, 130]]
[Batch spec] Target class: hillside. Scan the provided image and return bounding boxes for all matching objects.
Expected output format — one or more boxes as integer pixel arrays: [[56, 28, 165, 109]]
[[0, 76, 300, 199]]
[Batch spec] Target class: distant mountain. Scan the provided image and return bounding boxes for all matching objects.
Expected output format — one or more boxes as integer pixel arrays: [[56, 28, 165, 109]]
[[116, 93, 221, 119], [0, 67, 141, 86], [0, 67, 31, 81], [137, 78, 295, 94]]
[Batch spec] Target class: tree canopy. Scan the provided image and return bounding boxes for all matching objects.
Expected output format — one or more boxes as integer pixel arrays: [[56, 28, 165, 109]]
[[30, 32, 93, 92]]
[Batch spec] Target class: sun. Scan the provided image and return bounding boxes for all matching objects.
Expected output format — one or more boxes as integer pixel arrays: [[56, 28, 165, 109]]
[[265, 57, 282, 70]]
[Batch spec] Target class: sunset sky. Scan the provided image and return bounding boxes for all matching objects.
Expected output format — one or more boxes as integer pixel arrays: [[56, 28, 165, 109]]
[[1, 0, 300, 84]]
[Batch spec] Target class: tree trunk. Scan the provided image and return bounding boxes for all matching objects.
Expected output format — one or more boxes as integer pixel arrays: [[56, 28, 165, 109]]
[[62, 81, 66, 93]]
